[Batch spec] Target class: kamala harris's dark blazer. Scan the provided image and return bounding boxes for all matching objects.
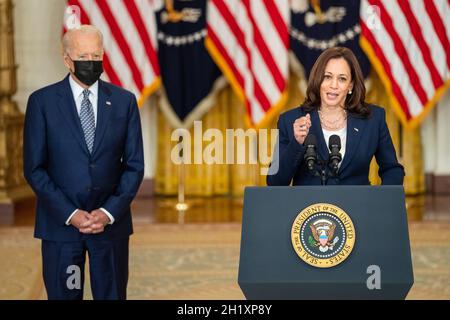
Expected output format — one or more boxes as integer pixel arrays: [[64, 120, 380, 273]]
[[266, 105, 404, 186]]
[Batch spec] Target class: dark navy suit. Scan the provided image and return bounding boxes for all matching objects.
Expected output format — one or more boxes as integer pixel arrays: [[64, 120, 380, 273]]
[[23, 75, 144, 299], [267, 105, 404, 186]]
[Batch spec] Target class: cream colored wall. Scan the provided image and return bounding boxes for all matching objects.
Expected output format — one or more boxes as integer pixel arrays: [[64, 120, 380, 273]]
[[434, 92, 450, 175], [421, 90, 450, 176], [14, 0, 67, 112], [13, 0, 157, 179]]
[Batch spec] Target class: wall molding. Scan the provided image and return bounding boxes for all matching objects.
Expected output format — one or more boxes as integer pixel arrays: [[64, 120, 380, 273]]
[[434, 175, 450, 195], [425, 174, 450, 195], [136, 178, 154, 198]]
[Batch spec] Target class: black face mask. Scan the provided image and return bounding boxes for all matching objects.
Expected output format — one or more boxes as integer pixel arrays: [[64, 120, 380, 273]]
[[71, 60, 103, 86]]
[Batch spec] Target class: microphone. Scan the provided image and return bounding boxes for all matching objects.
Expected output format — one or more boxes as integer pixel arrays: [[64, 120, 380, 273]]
[[328, 135, 342, 173], [303, 134, 317, 171]]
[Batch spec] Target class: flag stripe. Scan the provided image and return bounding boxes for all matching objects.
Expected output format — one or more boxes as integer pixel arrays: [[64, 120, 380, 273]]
[[68, 0, 122, 87], [397, 0, 442, 89], [252, 2, 288, 76], [360, 0, 450, 127], [211, 0, 264, 115], [424, 0, 450, 69], [360, 20, 412, 119], [243, 1, 285, 92], [364, 5, 423, 116], [95, 0, 144, 91], [370, 0, 428, 105], [207, 0, 289, 126], [102, 54, 122, 87], [383, 0, 435, 99], [212, 0, 248, 65], [123, 0, 160, 76], [139, 0, 158, 49], [107, 0, 154, 85], [262, 0, 289, 48], [410, 0, 449, 77], [253, 75, 272, 112], [227, 1, 266, 117], [79, 0, 139, 94], [64, 0, 161, 104], [252, 42, 282, 106], [207, 15, 255, 120], [206, 26, 245, 89]]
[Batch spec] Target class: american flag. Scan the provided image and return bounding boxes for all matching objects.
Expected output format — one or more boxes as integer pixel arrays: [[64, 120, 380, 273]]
[[360, 0, 450, 128], [206, 0, 290, 128], [63, 0, 161, 106]]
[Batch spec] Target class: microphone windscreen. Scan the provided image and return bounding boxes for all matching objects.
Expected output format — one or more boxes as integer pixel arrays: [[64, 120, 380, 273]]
[[329, 134, 341, 150], [304, 134, 317, 146]]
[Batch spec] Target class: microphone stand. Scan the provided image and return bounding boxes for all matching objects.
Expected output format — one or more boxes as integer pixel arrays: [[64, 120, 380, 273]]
[[308, 160, 339, 185], [303, 134, 341, 185]]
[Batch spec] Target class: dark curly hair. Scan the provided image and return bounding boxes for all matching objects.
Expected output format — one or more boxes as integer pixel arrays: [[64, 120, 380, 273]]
[[303, 47, 370, 118]]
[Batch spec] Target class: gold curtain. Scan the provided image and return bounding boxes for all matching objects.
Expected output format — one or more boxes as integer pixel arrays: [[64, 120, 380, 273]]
[[155, 71, 424, 196], [366, 71, 425, 194]]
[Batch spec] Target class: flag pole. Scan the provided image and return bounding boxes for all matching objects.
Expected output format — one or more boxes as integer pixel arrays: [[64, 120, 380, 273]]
[[175, 136, 188, 223]]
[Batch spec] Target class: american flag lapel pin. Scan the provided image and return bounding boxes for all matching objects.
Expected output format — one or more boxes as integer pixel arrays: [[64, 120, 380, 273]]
[[106, 101, 112, 106]]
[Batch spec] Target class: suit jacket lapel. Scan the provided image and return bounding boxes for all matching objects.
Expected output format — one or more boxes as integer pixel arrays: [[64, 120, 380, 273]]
[[309, 110, 329, 161], [57, 75, 90, 155], [92, 80, 112, 156], [339, 113, 366, 173]]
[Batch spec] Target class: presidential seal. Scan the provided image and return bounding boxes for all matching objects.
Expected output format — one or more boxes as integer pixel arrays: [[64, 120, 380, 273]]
[[291, 203, 355, 268]]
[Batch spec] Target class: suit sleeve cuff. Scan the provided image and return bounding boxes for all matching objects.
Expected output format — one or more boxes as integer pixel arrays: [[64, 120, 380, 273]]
[[288, 138, 305, 162], [100, 207, 115, 225], [65, 209, 79, 226]]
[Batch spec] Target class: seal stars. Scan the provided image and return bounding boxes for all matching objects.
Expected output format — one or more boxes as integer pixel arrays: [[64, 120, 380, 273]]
[[291, 203, 356, 268]]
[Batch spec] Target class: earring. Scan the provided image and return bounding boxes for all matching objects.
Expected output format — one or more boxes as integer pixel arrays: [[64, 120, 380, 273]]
[[348, 90, 352, 95]]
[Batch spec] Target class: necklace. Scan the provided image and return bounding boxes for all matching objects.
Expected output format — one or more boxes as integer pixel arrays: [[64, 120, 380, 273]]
[[319, 109, 347, 130]]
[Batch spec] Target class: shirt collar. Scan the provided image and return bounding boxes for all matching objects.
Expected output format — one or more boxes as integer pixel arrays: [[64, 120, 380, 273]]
[[68, 74, 99, 100]]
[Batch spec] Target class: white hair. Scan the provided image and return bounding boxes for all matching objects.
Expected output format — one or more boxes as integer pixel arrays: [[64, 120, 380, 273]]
[[62, 25, 103, 55]]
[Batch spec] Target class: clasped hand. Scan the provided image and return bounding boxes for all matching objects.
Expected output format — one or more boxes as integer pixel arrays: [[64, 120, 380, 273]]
[[70, 209, 110, 234]]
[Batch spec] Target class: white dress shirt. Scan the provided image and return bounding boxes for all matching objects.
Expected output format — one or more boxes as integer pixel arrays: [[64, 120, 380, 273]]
[[69, 74, 99, 125], [322, 126, 347, 170], [65, 75, 115, 226]]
